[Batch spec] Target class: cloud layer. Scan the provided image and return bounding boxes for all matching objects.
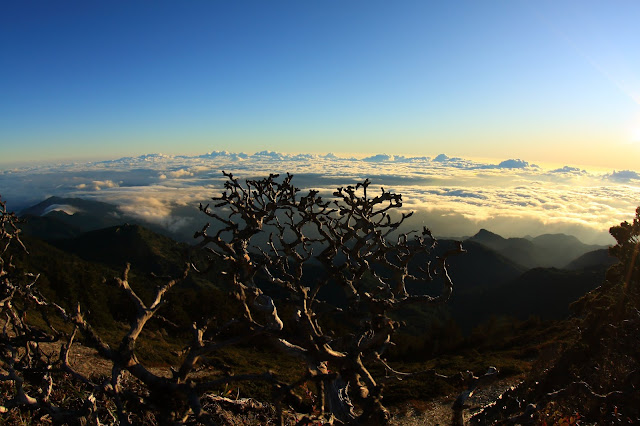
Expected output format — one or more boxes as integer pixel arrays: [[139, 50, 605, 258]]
[[1, 151, 638, 244]]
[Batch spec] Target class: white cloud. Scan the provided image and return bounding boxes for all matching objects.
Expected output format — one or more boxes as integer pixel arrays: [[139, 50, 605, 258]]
[[1, 151, 638, 244], [166, 169, 194, 178], [91, 180, 120, 190], [42, 204, 83, 216], [479, 159, 538, 169], [608, 170, 640, 182], [74, 180, 120, 191], [363, 154, 393, 162], [550, 166, 587, 175]]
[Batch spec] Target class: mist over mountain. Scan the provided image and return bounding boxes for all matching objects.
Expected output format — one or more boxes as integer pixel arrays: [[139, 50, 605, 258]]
[[52, 223, 189, 276], [563, 248, 617, 271], [16, 193, 614, 262], [21, 196, 130, 235], [2, 151, 639, 245], [18, 196, 202, 243], [15, 211, 616, 337], [468, 228, 608, 268]]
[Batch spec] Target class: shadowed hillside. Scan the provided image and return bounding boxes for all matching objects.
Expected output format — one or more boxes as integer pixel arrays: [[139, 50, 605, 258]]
[[12, 231, 231, 332], [21, 196, 127, 233], [468, 229, 607, 268], [3, 185, 637, 425], [564, 248, 618, 270], [471, 207, 640, 424], [52, 223, 189, 276], [452, 266, 609, 332]]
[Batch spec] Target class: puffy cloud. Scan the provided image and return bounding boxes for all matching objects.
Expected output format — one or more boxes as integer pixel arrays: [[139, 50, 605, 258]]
[[608, 170, 640, 182], [198, 151, 249, 161], [479, 159, 538, 169], [550, 166, 586, 174], [86, 180, 120, 191], [394, 155, 431, 162], [495, 159, 537, 169], [363, 154, 393, 162], [166, 169, 194, 178], [441, 189, 488, 199], [115, 194, 189, 232], [252, 150, 285, 160]]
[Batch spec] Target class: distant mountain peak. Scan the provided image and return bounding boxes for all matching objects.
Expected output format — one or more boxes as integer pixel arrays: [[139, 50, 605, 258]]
[[466, 228, 608, 269], [21, 196, 117, 216], [42, 204, 82, 216], [471, 229, 505, 241], [532, 233, 581, 244]]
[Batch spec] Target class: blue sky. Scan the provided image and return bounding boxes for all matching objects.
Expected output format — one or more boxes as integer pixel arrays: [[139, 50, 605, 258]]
[[2, 1, 640, 169]]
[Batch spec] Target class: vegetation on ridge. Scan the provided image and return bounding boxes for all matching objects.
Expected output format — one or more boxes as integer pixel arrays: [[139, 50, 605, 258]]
[[470, 207, 640, 424], [1, 174, 472, 424], [1, 179, 637, 425]]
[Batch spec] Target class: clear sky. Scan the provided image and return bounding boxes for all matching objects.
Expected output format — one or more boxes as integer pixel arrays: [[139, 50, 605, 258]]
[[2, 0, 640, 169]]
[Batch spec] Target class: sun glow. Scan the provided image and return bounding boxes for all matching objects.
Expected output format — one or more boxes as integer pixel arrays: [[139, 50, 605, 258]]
[[627, 112, 640, 145]]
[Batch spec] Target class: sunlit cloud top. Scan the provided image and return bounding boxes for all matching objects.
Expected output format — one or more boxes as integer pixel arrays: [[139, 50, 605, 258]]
[[1, 151, 638, 244]]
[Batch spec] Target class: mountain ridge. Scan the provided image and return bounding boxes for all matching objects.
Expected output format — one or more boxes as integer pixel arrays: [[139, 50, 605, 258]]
[[51, 223, 190, 276], [467, 228, 608, 268]]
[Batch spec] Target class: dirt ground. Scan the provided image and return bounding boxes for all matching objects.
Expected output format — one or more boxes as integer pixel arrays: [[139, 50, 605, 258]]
[[389, 375, 525, 425], [3, 330, 523, 425]]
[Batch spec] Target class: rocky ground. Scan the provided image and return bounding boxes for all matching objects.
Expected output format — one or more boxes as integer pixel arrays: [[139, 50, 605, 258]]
[[389, 374, 525, 425], [3, 331, 525, 425]]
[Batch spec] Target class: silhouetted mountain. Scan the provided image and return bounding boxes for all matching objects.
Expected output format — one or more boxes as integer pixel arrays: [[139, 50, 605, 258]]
[[19, 197, 132, 239], [22, 196, 121, 219], [470, 229, 508, 247], [429, 240, 527, 293], [468, 229, 607, 269], [18, 196, 199, 243], [9, 233, 146, 327], [11, 232, 230, 330], [467, 229, 537, 268], [18, 213, 84, 240], [531, 233, 607, 266], [16, 212, 615, 342], [564, 249, 618, 271], [52, 223, 190, 276], [452, 265, 608, 332]]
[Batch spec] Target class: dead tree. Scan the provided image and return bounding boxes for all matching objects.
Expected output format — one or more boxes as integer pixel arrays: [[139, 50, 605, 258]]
[[193, 172, 466, 424], [1, 197, 102, 422], [0, 173, 468, 425], [470, 207, 640, 424]]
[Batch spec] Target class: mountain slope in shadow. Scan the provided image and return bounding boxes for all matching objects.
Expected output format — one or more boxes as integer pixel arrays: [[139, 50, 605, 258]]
[[563, 248, 617, 270], [467, 229, 607, 268], [21, 196, 128, 234], [51, 223, 190, 276]]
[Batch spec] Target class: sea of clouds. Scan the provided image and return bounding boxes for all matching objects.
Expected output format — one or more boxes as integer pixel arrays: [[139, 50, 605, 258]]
[[1, 151, 639, 244]]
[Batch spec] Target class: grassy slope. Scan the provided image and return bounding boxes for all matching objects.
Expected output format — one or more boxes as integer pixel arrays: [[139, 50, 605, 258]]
[[10, 224, 608, 415]]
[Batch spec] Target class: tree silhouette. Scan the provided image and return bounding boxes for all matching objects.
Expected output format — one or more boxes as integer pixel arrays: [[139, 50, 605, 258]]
[[192, 172, 466, 423], [0, 174, 470, 425], [609, 206, 640, 289], [471, 206, 640, 424]]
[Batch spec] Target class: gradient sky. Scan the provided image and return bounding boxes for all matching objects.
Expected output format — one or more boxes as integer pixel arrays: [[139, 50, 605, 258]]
[[2, 1, 640, 169]]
